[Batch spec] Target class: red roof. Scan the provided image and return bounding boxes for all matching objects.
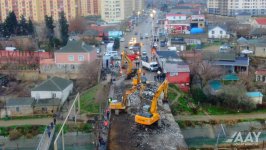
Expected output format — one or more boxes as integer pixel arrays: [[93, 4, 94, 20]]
[[255, 69, 266, 75], [255, 18, 266, 25]]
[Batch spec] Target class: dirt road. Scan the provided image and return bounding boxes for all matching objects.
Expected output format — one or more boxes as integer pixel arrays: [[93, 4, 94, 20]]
[[0, 118, 54, 127], [175, 113, 266, 121]]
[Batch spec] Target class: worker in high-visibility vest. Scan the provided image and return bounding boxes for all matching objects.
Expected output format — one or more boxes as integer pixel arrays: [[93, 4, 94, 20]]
[[108, 97, 112, 104]]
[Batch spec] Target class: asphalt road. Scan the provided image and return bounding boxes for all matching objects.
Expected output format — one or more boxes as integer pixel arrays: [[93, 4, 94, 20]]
[[120, 15, 168, 82]]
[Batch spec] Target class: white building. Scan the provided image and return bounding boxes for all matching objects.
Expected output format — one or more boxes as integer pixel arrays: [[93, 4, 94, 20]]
[[208, 26, 230, 39], [100, 0, 133, 23], [246, 92, 263, 105], [31, 77, 73, 105], [208, 0, 266, 16]]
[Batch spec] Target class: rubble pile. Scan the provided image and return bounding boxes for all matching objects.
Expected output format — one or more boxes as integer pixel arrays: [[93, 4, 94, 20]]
[[128, 92, 141, 107]]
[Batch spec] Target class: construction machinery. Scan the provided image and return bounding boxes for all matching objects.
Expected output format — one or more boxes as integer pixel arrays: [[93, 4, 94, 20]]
[[109, 86, 137, 115], [110, 68, 145, 115], [135, 80, 169, 126], [121, 50, 138, 79]]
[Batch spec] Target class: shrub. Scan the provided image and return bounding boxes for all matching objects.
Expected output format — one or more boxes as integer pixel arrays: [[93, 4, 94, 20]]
[[9, 129, 22, 141]]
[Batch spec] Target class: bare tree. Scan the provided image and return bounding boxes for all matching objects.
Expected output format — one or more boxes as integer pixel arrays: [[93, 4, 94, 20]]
[[69, 17, 87, 34], [189, 56, 224, 88], [76, 60, 101, 91]]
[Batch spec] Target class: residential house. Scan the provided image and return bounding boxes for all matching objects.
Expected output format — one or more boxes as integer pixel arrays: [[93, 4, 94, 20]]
[[246, 92, 263, 105], [5, 98, 34, 117], [208, 26, 230, 39], [0, 74, 8, 86], [31, 77, 73, 105], [249, 28, 266, 38], [155, 51, 190, 92], [247, 38, 266, 58], [164, 63, 190, 92], [251, 18, 266, 28], [33, 98, 61, 115], [168, 38, 187, 51], [204, 52, 249, 73], [40, 40, 97, 73], [255, 69, 266, 83], [238, 38, 266, 58], [156, 51, 183, 68]]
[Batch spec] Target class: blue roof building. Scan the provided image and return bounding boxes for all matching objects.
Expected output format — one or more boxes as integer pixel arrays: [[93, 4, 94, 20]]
[[246, 92, 263, 104]]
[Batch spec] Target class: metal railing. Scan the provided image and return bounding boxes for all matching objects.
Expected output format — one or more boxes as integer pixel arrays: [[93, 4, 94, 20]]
[[53, 93, 80, 150]]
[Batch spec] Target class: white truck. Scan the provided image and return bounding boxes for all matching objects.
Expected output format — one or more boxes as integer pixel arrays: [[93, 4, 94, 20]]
[[106, 43, 114, 51], [141, 60, 159, 71]]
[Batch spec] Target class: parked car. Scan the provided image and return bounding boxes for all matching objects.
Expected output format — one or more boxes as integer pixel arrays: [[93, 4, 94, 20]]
[[142, 50, 147, 56], [145, 33, 149, 38], [120, 37, 125, 42], [96, 48, 101, 54]]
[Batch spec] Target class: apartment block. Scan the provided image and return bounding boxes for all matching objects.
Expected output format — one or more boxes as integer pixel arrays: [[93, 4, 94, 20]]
[[207, 0, 219, 14], [133, 0, 145, 13], [0, 0, 100, 23], [208, 0, 266, 16], [101, 0, 133, 23], [80, 0, 101, 16]]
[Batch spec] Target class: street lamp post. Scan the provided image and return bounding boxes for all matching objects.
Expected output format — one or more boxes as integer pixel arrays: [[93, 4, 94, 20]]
[[150, 13, 154, 48], [137, 11, 140, 24]]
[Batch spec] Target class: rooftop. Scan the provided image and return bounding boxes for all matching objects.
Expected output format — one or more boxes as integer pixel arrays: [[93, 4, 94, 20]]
[[6, 97, 34, 107], [32, 76, 73, 91], [56, 40, 95, 53], [164, 63, 190, 73], [156, 51, 180, 59], [246, 92, 263, 98], [212, 57, 249, 67], [255, 69, 266, 75], [255, 18, 266, 25]]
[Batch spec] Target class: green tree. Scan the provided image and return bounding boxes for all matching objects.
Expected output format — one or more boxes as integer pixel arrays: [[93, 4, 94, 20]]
[[27, 18, 34, 35], [17, 15, 28, 35], [59, 12, 69, 46], [4, 11, 18, 36], [113, 38, 120, 50], [45, 15, 55, 47]]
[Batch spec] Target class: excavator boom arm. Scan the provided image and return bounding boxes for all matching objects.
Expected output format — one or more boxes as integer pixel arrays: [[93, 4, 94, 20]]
[[149, 80, 168, 114]]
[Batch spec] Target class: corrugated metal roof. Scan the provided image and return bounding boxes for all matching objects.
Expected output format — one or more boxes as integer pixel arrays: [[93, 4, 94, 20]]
[[7, 97, 34, 106]]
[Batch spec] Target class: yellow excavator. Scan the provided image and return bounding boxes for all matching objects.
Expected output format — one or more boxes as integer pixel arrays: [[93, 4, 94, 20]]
[[109, 68, 144, 115], [135, 80, 169, 126], [121, 50, 137, 79]]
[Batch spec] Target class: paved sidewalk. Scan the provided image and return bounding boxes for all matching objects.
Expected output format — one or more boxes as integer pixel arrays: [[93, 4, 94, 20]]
[[0, 118, 56, 127], [175, 113, 266, 121]]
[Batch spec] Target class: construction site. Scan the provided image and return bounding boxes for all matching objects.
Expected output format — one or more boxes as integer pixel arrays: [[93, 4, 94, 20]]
[[105, 50, 188, 150]]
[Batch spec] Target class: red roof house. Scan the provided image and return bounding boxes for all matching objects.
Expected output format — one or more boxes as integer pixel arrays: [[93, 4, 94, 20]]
[[255, 69, 266, 83], [252, 18, 266, 28], [164, 63, 190, 92]]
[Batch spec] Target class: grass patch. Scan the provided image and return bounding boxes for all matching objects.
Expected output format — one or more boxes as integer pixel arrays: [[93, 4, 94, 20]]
[[80, 84, 101, 113], [168, 91, 178, 102], [55, 123, 93, 133], [0, 125, 46, 138], [169, 84, 179, 91], [1, 115, 50, 121], [202, 105, 236, 115]]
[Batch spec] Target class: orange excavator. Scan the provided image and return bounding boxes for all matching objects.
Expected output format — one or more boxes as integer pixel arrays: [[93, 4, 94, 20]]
[[121, 50, 139, 79], [109, 68, 144, 115], [135, 80, 169, 126]]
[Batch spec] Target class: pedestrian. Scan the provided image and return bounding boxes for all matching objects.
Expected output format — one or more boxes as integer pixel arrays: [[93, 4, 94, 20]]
[[106, 110, 110, 120], [50, 122, 54, 129], [53, 117, 56, 125], [47, 127, 51, 138]]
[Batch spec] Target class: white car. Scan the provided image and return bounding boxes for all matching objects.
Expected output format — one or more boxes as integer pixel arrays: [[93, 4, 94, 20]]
[[129, 46, 134, 50], [153, 43, 158, 47], [120, 38, 125, 42]]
